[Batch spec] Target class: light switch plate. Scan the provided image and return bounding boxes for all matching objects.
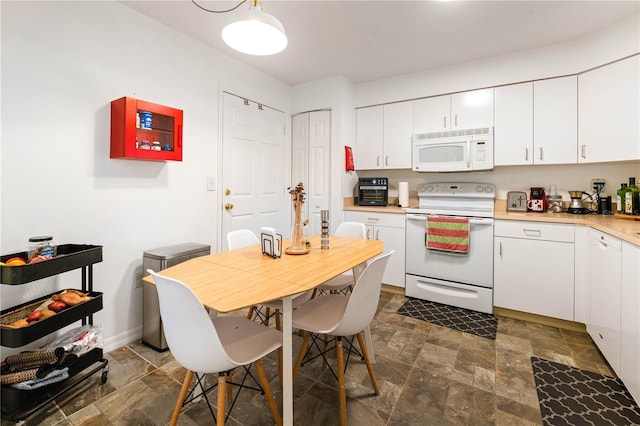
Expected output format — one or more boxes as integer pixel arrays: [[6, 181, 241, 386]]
[[206, 177, 216, 191], [507, 191, 528, 212]]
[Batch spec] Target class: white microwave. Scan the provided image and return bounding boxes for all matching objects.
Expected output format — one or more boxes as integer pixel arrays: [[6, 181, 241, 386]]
[[412, 127, 494, 172]]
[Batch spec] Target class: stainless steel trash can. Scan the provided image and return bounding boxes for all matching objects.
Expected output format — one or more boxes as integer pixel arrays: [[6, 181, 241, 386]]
[[142, 242, 211, 351]]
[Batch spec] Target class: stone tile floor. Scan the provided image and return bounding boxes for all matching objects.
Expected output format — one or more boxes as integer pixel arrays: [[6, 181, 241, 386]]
[[2, 291, 613, 425]]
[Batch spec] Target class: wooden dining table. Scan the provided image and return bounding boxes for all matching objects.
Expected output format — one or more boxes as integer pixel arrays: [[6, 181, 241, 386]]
[[143, 234, 384, 425]]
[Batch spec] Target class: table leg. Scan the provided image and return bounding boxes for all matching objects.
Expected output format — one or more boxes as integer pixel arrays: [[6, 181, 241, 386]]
[[282, 295, 293, 426]]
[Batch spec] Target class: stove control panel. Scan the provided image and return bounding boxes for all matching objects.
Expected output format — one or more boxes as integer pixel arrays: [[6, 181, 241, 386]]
[[418, 182, 495, 198]]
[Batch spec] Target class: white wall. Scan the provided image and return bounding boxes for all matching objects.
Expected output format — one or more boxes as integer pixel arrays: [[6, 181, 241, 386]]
[[0, 1, 291, 355]]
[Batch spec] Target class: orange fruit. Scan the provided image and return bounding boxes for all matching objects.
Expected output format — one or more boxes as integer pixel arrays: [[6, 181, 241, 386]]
[[6, 257, 26, 266]]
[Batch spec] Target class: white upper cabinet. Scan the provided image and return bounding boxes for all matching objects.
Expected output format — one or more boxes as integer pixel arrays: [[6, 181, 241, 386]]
[[579, 55, 640, 163], [495, 83, 534, 165], [413, 95, 450, 133], [533, 76, 578, 164], [494, 77, 577, 166], [413, 88, 494, 134], [356, 102, 412, 170], [356, 105, 383, 169], [383, 102, 413, 169]]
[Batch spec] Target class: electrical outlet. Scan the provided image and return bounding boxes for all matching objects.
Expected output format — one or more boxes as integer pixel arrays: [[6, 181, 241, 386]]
[[591, 178, 605, 191]]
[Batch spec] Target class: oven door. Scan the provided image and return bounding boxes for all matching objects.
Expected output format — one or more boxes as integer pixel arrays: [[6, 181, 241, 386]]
[[405, 213, 494, 287]]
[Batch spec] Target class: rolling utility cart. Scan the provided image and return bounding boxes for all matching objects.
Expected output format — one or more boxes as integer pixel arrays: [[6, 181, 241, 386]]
[[0, 244, 108, 422]]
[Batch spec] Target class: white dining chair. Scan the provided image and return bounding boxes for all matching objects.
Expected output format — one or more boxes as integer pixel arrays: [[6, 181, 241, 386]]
[[291, 251, 394, 426], [226, 228, 312, 384], [146, 270, 282, 426], [314, 222, 367, 296]]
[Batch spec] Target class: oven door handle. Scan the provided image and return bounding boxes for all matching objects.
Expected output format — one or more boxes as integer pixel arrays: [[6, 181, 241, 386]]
[[406, 214, 493, 226]]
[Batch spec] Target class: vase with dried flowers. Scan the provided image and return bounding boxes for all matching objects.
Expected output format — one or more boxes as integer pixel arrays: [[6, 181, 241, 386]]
[[286, 182, 310, 255]]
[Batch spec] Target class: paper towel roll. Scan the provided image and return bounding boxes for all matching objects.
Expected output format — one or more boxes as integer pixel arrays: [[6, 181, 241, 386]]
[[398, 182, 409, 207]]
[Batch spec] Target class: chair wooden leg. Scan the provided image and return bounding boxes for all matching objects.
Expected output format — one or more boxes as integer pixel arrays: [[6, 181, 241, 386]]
[[357, 332, 379, 395], [265, 307, 271, 326], [255, 359, 283, 426], [336, 337, 347, 426], [275, 310, 283, 387], [217, 373, 227, 426], [226, 372, 233, 402], [323, 334, 329, 369], [293, 331, 310, 382], [170, 369, 193, 426], [246, 305, 256, 320]]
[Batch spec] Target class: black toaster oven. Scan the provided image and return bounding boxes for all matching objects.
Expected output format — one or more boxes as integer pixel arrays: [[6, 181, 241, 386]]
[[358, 177, 389, 206]]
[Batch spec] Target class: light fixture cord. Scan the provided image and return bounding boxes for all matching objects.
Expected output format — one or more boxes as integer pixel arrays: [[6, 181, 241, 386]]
[[191, 0, 247, 13]]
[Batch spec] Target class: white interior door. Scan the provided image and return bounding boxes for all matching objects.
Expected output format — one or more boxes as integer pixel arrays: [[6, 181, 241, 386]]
[[291, 110, 330, 235], [222, 92, 287, 250]]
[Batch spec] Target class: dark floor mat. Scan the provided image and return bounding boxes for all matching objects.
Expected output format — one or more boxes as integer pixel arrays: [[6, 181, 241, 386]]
[[531, 357, 640, 425], [396, 297, 497, 340]]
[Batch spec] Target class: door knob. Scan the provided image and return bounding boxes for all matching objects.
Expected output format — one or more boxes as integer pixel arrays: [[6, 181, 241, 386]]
[[224, 203, 234, 210], [225, 188, 231, 196]]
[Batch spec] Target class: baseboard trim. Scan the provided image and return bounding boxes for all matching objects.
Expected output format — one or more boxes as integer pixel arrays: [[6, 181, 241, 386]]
[[494, 307, 587, 333], [382, 284, 405, 295]]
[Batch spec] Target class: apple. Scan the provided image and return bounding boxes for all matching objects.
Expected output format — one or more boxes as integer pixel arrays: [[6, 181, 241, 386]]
[[29, 256, 45, 264], [48, 301, 67, 312], [27, 310, 43, 322]]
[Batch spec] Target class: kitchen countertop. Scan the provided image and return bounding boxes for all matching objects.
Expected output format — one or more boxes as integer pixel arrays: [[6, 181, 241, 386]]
[[343, 197, 417, 214], [343, 197, 640, 246], [494, 200, 640, 246]]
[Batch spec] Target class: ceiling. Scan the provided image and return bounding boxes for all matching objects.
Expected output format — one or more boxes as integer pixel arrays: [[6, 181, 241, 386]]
[[122, 0, 639, 86]]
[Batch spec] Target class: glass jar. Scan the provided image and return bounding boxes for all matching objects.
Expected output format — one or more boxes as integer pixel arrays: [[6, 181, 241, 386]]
[[28, 236, 56, 262]]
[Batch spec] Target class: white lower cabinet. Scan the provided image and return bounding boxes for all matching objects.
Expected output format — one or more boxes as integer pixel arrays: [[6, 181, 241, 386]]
[[586, 229, 622, 375], [621, 241, 640, 403], [494, 220, 575, 320], [345, 211, 405, 287]]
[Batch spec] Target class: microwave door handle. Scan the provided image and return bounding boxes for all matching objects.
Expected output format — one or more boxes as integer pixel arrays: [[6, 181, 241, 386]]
[[466, 138, 471, 169]]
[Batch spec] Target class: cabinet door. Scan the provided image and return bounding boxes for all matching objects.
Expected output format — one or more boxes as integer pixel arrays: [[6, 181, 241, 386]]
[[413, 95, 450, 134], [494, 83, 533, 165], [451, 88, 494, 130], [494, 236, 574, 320], [534, 76, 577, 164], [587, 229, 622, 374], [621, 241, 640, 403], [356, 106, 383, 169], [579, 55, 640, 163], [383, 102, 413, 169], [374, 225, 406, 288]]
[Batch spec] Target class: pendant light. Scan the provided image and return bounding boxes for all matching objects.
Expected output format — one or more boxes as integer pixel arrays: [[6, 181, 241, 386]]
[[221, 0, 288, 56]]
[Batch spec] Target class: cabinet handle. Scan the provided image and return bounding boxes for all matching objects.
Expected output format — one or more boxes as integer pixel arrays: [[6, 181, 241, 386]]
[[385, 155, 389, 166], [525, 147, 529, 161], [499, 241, 503, 257], [444, 116, 447, 129], [581, 144, 586, 159], [375, 230, 380, 240], [523, 229, 542, 237], [539, 147, 543, 161], [454, 115, 458, 127], [377, 156, 380, 166], [366, 229, 371, 240]]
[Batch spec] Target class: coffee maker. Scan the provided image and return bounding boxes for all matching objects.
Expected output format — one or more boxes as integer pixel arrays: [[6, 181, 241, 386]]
[[528, 187, 546, 212], [568, 191, 589, 214]]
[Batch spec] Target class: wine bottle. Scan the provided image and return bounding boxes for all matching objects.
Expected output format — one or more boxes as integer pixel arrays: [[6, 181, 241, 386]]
[[616, 183, 627, 214], [624, 177, 639, 215]]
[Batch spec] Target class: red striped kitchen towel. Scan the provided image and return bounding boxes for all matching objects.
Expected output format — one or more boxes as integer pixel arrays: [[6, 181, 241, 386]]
[[426, 216, 470, 253]]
